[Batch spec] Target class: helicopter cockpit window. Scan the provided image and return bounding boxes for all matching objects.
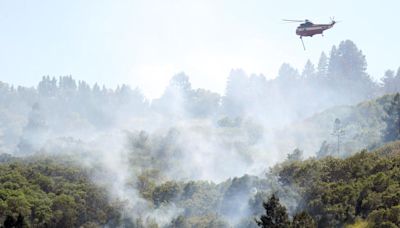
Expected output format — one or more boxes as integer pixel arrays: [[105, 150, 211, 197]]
[[304, 22, 313, 27], [300, 22, 311, 28]]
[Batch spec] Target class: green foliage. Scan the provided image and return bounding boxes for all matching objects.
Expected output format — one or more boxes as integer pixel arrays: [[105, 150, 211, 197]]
[[255, 195, 317, 228], [291, 211, 316, 228], [383, 93, 400, 142], [367, 205, 400, 227], [286, 149, 303, 162], [136, 169, 159, 201], [179, 181, 222, 217], [256, 194, 290, 228], [0, 156, 121, 227], [273, 141, 400, 227], [345, 219, 369, 228], [152, 181, 181, 207]]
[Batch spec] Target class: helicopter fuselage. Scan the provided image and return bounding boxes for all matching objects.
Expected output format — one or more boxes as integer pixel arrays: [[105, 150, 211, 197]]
[[296, 22, 335, 37]]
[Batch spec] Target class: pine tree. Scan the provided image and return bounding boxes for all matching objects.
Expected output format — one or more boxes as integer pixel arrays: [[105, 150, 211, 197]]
[[383, 93, 400, 142], [256, 194, 290, 228], [317, 52, 328, 78], [16, 102, 48, 155], [302, 60, 315, 79], [222, 69, 248, 116], [326, 40, 375, 102], [382, 70, 397, 94], [286, 148, 303, 162]]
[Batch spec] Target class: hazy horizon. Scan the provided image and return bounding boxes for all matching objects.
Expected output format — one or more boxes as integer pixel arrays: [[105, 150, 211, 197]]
[[1, 0, 400, 99]]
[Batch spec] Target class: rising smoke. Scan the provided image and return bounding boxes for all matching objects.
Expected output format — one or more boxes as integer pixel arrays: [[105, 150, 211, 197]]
[[0, 40, 393, 226]]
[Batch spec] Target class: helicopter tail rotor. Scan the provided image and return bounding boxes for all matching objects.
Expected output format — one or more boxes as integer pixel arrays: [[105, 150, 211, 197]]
[[330, 17, 341, 25]]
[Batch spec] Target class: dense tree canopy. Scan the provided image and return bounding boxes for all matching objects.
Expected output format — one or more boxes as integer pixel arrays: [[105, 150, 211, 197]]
[[0, 155, 122, 227], [272, 141, 400, 227]]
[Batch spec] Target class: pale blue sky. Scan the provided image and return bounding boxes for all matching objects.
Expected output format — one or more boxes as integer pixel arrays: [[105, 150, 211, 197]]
[[0, 0, 399, 98]]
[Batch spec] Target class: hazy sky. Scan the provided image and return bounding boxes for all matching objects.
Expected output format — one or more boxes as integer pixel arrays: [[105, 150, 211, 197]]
[[0, 0, 399, 98]]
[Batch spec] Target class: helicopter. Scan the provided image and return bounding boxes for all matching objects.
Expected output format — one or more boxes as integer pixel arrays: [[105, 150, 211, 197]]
[[283, 18, 337, 50]]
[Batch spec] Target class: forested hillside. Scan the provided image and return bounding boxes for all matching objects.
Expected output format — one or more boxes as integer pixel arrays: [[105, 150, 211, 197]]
[[280, 93, 396, 158], [1, 138, 400, 227], [270, 141, 400, 227], [1, 40, 400, 227], [0, 155, 122, 227], [0, 40, 399, 156]]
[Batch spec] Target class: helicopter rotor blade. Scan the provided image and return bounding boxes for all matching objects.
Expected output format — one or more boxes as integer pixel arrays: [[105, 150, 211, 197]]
[[282, 19, 305, 22]]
